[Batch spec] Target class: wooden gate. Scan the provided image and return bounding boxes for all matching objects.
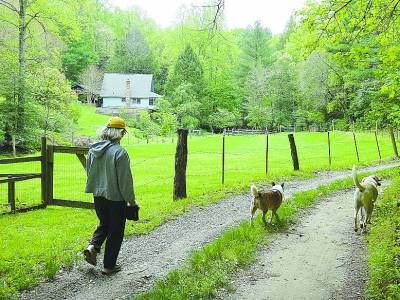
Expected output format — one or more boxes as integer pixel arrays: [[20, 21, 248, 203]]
[[45, 143, 94, 209], [0, 136, 97, 214]]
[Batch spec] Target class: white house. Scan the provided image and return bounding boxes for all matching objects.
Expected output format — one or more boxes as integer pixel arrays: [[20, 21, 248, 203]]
[[99, 73, 162, 109]]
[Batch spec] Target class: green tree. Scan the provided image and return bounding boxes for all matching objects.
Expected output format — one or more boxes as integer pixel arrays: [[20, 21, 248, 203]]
[[62, 36, 97, 82], [236, 21, 274, 80], [208, 108, 239, 132], [28, 66, 77, 135], [243, 66, 270, 128], [165, 45, 205, 99], [79, 64, 103, 103], [136, 111, 160, 142], [107, 27, 155, 74], [169, 83, 201, 129]]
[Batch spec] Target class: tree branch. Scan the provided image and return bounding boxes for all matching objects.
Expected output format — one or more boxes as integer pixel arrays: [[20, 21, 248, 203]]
[[25, 12, 47, 34], [0, 16, 18, 28], [25, 11, 40, 27], [0, 0, 19, 13]]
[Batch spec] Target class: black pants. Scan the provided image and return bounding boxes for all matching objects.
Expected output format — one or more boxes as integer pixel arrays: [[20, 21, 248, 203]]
[[90, 196, 126, 268]]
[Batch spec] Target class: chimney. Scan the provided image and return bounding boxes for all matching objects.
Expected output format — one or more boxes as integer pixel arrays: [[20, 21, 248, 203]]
[[125, 79, 131, 108]]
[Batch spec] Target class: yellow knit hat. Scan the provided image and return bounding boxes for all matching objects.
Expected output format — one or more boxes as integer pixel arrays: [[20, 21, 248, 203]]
[[107, 116, 127, 131]]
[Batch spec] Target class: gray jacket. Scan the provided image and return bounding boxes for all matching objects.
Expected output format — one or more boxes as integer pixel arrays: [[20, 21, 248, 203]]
[[85, 140, 135, 205]]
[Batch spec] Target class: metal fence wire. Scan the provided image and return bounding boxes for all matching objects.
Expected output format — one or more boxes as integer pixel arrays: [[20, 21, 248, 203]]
[[1, 130, 398, 211]]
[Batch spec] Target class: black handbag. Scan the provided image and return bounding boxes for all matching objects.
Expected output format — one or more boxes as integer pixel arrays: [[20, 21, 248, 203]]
[[126, 204, 139, 221]]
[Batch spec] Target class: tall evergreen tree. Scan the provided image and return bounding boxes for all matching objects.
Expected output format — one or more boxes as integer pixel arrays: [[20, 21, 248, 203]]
[[165, 45, 205, 98], [236, 21, 273, 80]]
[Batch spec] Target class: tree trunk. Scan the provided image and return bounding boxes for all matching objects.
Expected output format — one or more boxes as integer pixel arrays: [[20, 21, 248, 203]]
[[12, 135, 16, 157], [173, 129, 188, 200], [389, 127, 399, 158], [17, 0, 27, 138]]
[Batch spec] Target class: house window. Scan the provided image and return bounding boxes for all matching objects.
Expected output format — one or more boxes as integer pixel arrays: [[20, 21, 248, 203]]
[[149, 98, 155, 106], [121, 97, 126, 102], [132, 98, 141, 104]]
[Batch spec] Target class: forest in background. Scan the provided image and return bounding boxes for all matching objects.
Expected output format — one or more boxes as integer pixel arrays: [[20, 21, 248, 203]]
[[0, 0, 399, 151]]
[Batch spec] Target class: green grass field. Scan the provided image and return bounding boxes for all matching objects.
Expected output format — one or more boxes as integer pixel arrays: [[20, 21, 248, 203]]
[[73, 103, 110, 136], [0, 105, 398, 298]]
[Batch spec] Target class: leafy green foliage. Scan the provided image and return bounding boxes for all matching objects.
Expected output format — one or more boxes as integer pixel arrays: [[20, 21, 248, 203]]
[[208, 108, 239, 131], [287, 0, 400, 127], [367, 174, 400, 299], [166, 45, 205, 98], [62, 37, 97, 83], [107, 27, 155, 74], [236, 21, 273, 79], [169, 83, 201, 129], [28, 67, 77, 134]]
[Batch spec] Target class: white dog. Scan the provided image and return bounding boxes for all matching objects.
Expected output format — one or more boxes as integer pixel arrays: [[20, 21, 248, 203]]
[[352, 165, 381, 233]]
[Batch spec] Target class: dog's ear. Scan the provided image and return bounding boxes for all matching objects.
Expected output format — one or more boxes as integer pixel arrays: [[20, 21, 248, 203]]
[[271, 181, 276, 186], [375, 176, 382, 186], [281, 182, 284, 188]]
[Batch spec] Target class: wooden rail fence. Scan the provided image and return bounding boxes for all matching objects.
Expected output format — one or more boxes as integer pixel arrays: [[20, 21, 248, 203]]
[[0, 136, 92, 214]]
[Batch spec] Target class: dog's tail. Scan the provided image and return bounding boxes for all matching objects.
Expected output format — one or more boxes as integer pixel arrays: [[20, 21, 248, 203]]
[[352, 165, 365, 192], [250, 184, 258, 198]]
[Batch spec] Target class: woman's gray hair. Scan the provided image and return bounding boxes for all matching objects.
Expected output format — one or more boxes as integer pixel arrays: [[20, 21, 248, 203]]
[[101, 127, 125, 143]]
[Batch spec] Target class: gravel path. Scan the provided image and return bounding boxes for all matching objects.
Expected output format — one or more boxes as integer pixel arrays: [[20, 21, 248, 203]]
[[19, 162, 399, 300], [216, 183, 389, 300]]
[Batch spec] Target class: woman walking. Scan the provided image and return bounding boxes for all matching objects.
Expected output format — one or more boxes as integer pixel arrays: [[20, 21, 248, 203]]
[[84, 116, 136, 275]]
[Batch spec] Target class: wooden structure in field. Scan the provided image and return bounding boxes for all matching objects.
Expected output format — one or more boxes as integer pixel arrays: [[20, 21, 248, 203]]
[[0, 136, 92, 214]]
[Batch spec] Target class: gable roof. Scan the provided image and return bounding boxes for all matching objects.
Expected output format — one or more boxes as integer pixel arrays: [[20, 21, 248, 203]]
[[100, 73, 161, 98]]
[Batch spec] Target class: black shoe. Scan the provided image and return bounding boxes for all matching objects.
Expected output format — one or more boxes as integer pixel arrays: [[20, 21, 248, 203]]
[[102, 265, 122, 275], [83, 245, 97, 266]]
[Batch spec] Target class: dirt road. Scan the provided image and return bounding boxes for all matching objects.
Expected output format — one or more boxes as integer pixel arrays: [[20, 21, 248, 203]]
[[217, 186, 380, 300], [19, 162, 398, 300]]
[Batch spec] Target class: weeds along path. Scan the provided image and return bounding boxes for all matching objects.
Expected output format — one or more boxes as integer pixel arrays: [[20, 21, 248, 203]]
[[20, 162, 399, 300], [216, 184, 390, 300]]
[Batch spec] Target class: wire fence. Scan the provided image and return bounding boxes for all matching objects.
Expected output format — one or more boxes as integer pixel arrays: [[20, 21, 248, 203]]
[[2, 130, 398, 209]]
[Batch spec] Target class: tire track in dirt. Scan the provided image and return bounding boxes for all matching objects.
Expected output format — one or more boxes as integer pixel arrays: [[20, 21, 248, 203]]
[[19, 162, 399, 300]]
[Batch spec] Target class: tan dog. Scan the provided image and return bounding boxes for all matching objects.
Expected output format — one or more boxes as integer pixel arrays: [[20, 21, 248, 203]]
[[352, 165, 382, 233], [250, 182, 284, 225]]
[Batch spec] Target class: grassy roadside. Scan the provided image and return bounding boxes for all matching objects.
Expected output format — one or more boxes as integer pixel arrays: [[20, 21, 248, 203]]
[[366, 173, 400, 299], [134, 167, 400, 300]]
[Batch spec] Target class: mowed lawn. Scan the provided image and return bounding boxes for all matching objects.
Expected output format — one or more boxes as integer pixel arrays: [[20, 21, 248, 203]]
[[0, 130, 397, 298]]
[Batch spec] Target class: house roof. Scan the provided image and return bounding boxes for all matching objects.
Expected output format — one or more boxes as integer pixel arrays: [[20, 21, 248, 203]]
[[100, 73, 161, 98]]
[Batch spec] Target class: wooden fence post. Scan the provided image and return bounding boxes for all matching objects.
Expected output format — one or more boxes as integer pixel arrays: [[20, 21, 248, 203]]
[[288, 133, 299, 170], [173, 129, 188, 200], [41, 136, 48, 206], [265, 131, 269, 175], [47, 144, 54, 205], [352, 131, 360, 163], [327, 131, 331, 166], [389, 127, 399, 158], [374, 130, 381, 161], [222, 132, 225, 184], [8, 175, 16, 212]]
